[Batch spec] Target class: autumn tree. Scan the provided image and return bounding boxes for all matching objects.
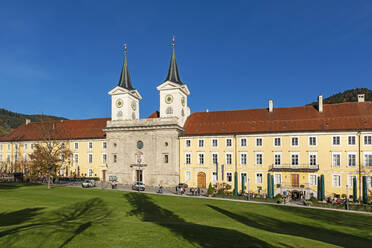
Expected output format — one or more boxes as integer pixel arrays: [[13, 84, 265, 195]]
[[29, 117, 72, 189]]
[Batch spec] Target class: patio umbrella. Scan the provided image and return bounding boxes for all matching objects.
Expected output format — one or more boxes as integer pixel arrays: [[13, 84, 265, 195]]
[[353, 177, 357, 202], [267, 173, 272, 198], [234, 172, 238, 196], [317, 177, 321, 200], [271, 175, 274, 198], [363, 176, 368, 204], [320, 175, 325, 201]]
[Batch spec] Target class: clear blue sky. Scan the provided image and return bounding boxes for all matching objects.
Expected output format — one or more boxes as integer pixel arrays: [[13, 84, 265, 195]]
[[1, 1, 372, 119]]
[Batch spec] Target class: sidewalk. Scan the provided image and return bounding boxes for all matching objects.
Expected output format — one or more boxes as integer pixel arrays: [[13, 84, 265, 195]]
[[65, 184, 372, 215]]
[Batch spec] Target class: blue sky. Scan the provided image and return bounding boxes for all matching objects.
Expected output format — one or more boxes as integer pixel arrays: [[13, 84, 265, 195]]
[[1, 1, 372, 119]]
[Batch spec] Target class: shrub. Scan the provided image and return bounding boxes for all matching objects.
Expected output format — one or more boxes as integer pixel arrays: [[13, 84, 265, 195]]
[[274, 194, 282, 200], [207, 183, 215, 196], [225, 184, 232, 190]]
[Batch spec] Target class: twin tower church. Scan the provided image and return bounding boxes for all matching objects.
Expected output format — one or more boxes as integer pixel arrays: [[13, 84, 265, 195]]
[[105, 40, 191, 186]]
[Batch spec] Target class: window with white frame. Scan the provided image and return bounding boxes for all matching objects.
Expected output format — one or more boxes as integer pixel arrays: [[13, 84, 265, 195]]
[[364, 135, 372, 145], [198, 139, 204, 148], [274, 173, 281, 184], [332, 152, 341, 167], [291, 153, 299, 166], [212, 172, 217, 182], [185, 153, 191, 164], [24, 144, 27, 150], [7, 144, 10, 150], [30, 144, 34, 150], [364, 152, 372, 167], [291, 137, 299, 147], [14, 154, 18, 162], [227, 172, 232, 182], [274, 137, 281, 147], [212, 153, 218, 165], [240, 138, 247, 147], [332, 175, 341, 187], [274, 152, 281, 167], [348, 153, 356, 167], [88, 141, 93, 149], [185, 171, 191, 181], [15, 144, 19, 150], [88, 169, 93, 177], [88, 153, 93, 163], [348, 136, 356, 145], [0, 154, 2, 162], [212, 139, 218, 147], [347, 175, 357, 187], [367, 176, 372, 188], [309, 152, 317, 166], [74, 153, 79, 163], [0, 144, 2, 150], [185, 139, 191, 147], [309, 136, 317, 146], [255, 152, 263, 165], [102, 141, 107, 149], [226, 138, 232, 147], [6, 154, 10, 162], [226, 153, 232, 165], [23, 153, 27, 162], [74, 142, 79, 149], [102, 153, 107, 164], [309, 174, 317, 186], [256, 173, 263, 184], [256, 138, 263, 147], [332, 136, 341, 146], [198, 153, 204, 165], [240, 153, 247, 165]]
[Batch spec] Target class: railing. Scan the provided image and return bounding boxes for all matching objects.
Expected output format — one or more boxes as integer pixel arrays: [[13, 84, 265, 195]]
[[269, 164, 319, 172]]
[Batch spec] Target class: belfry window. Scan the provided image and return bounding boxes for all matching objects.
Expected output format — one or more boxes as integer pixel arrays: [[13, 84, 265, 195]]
[[166, 107, 173, 115]]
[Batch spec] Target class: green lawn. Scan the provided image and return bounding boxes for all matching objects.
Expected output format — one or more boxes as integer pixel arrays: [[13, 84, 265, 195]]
[[0, 185, 371, 248]]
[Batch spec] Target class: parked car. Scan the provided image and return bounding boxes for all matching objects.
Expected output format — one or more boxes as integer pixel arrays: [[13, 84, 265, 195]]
[[82, 180, 96, 188], [132, 181, 145, 191]]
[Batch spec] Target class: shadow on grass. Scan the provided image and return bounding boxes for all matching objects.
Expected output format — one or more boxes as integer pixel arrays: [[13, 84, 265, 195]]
[[0, 183, 42, 190], [125, 193, 273, 248], [0, 197, 111, 248], [207, 205, 372, 248], [0, 208, 44, 227]]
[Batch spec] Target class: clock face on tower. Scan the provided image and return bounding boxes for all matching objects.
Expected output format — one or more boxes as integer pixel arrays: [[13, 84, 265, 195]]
[[116, 98, 123, 108], [131, 101, 136, 110], [165, 94, 173, 104]]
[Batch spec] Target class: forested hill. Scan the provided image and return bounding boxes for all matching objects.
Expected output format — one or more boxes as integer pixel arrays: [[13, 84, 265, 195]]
[[309, 88, 372, 105], [0, 108, 67, 136]]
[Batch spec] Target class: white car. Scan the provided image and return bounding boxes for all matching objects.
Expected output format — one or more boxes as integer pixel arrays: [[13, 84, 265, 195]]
[[82, 180, 96, 188]]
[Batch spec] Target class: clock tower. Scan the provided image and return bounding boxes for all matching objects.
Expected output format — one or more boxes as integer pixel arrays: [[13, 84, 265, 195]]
[[109, 44, 142, 121], [156, 37, 190, 126]]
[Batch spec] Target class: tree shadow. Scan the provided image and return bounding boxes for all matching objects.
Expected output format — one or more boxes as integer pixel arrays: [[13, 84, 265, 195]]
[[0, 208, 44, 227], [0, 184, 41, 190], [124, 193, 274, 248], [274, 205, 372, 230], [207, 205, 372, 248], [0, 197, 112, 248]]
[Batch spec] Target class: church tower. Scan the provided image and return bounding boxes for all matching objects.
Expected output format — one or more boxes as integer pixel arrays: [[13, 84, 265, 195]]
[[156, 37, 190, 126], [109, 44, 142, 121]]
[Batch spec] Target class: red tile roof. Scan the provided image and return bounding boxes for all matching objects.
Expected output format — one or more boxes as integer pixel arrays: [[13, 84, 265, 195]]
[[0, 118, 110, 142], [147, 111, 160, 118], [183, 102, 372, 136]]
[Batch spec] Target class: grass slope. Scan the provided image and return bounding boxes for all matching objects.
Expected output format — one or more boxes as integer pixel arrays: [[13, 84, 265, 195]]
[[0, 185, 371, 248]]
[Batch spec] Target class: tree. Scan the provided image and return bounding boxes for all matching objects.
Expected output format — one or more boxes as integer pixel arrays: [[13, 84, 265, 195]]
[[29, 117, 72, 189]]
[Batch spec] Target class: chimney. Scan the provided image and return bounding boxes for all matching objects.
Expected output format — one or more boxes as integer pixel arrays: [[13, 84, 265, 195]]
[[358, 94, 365, 103], [269, 99, 273, 112], [25, 119, 31, 125], [318, 95, 323, 112]]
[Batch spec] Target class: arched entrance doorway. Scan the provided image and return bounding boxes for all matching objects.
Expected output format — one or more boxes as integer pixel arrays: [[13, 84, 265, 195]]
[[197, 172, 206, 188]]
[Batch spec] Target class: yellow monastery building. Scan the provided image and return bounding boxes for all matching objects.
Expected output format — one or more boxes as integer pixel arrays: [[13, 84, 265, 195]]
[[0, 43, 371, 200]]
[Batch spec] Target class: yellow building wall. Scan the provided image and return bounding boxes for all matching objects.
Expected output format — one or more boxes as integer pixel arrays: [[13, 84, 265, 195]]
[[180, 132, 372, 198], [0, 139, 108, 180]]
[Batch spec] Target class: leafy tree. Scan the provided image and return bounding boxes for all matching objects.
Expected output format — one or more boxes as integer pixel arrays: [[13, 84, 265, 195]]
[[29, 118, 72, 189], [207, 183, 215, 196]]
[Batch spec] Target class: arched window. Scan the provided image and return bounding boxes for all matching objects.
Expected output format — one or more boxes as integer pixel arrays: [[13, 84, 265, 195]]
[[166, 107, 173, 115]]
